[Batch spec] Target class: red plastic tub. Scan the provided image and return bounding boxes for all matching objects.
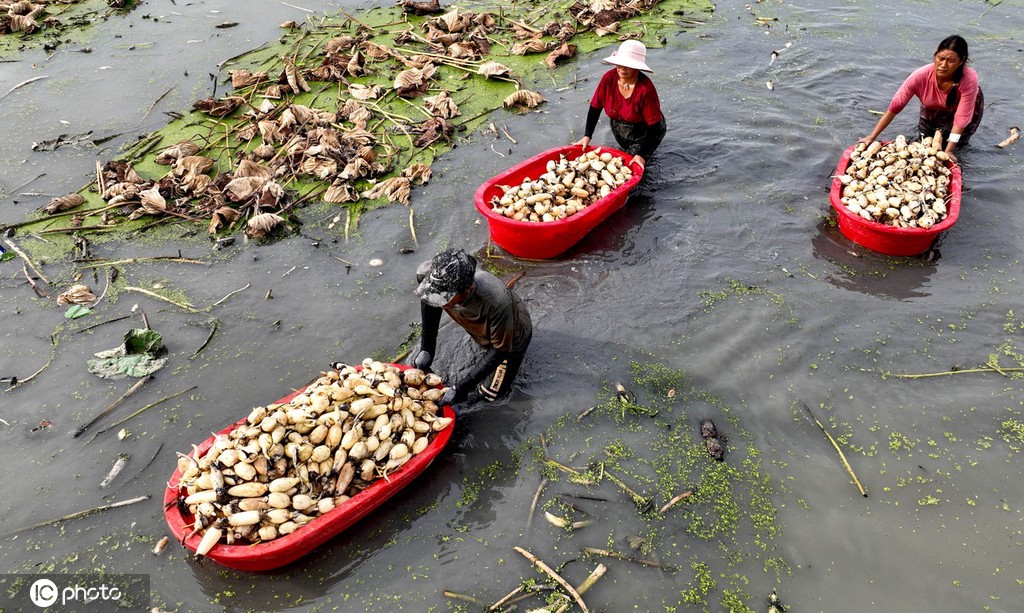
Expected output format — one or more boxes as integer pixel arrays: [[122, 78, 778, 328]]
[[474, 145, 643, 259], [164, 364, 455, 572], [829, 143, 962, 256]]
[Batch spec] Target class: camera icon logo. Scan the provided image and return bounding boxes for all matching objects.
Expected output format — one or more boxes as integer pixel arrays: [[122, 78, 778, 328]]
[[30, 578, 59, 607]]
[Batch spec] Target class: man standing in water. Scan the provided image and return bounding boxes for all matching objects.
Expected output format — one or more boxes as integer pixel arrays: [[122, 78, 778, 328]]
[[412, 248, 532, 410]]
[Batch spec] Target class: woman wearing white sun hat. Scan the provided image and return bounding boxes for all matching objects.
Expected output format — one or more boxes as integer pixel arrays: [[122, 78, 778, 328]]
[[573, 39, 666, 170]]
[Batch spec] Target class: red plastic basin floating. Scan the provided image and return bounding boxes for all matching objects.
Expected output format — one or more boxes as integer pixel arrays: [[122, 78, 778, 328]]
[[829, 143, 962, 256], [474, 145, 644, 259], [164, 364, 455, 572]]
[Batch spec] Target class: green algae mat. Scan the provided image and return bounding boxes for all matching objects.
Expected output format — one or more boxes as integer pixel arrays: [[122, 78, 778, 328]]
[[2, 0, 711, 261], [0, 0, 138, 56]]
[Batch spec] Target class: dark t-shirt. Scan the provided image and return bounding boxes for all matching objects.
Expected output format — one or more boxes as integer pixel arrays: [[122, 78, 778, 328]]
[[446, 271, 532, 353]]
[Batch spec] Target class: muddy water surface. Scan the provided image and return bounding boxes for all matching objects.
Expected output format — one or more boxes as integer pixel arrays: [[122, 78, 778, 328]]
[[2, 0, 1024, 612]]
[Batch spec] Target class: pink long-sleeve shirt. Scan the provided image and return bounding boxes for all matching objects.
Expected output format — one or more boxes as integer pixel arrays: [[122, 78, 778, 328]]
[[888, 64, 980, 129]]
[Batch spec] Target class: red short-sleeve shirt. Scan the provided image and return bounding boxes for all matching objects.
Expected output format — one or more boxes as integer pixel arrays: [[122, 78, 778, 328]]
[[590, 69, 663, 126]]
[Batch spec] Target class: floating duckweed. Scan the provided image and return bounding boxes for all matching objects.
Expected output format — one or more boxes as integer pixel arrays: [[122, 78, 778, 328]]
[[532, 358, 786, 611], [888, 431, 916, 454], [1000, 419, 1024, 450], [698, 279, 787, 313], [720, 588, 756, 612], [604, 439, 636, 461], [679, 561, 716, 605], [459, 458, 515, 509]]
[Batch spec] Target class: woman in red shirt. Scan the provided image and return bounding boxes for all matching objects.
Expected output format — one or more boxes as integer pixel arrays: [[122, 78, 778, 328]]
[[860, 35, 983, 164], [573, 40, 666, 170]]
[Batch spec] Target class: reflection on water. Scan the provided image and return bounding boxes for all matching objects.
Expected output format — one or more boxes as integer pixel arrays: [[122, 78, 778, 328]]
[[644, 141, 721, 189], [569, 191, 661, 260], [811, 218, 938, 300]]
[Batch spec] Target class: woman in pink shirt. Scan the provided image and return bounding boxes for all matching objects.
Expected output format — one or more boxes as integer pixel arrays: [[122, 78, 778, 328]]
[[861, 35, 983, 163], [573, 40, 666, 170]]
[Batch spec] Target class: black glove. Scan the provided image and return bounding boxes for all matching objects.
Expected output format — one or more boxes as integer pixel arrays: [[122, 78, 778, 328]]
[[439, 386, 458, 406], [413, 350, 433, 371]]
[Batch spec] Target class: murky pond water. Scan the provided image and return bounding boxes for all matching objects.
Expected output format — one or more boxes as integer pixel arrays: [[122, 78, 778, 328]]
[[2, 0, 1024, 611]]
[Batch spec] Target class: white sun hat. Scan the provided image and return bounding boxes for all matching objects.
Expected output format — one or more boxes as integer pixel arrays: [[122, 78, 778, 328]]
[[602, 40, 653, 73]]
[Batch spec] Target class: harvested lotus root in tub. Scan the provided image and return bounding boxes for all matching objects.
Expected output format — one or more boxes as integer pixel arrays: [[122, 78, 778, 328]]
[[489, 149, 633, 222], [837, 133, 954, 229], [175, 359, 452, 549]]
